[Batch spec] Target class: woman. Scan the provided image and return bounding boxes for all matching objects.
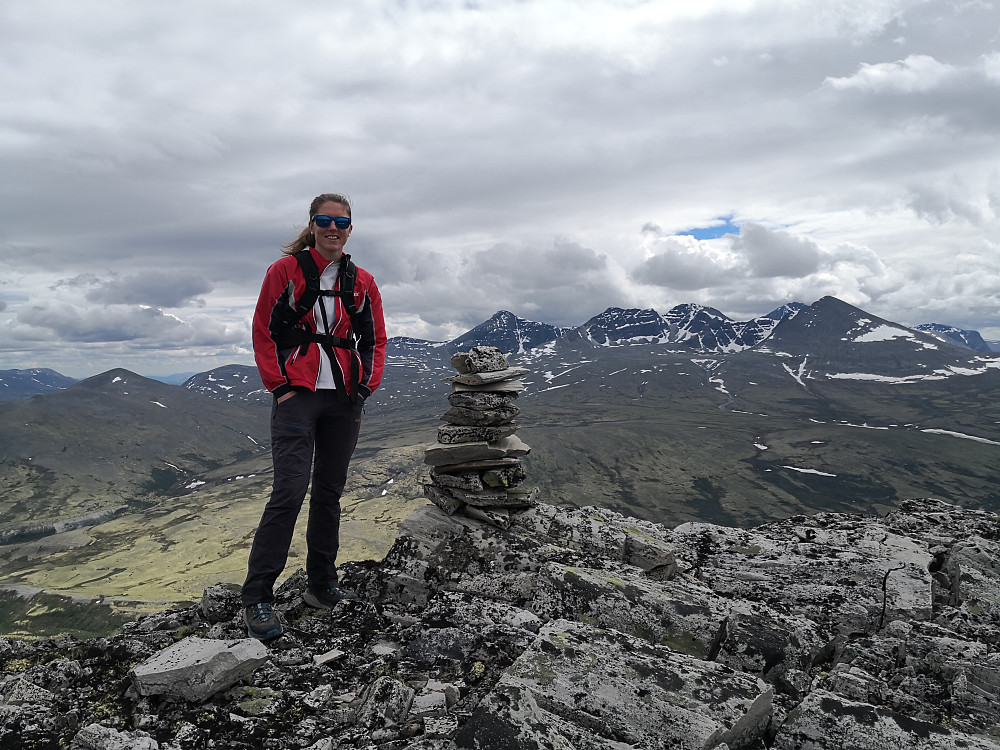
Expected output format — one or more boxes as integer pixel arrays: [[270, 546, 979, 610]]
[[242, 193, 386, 640]]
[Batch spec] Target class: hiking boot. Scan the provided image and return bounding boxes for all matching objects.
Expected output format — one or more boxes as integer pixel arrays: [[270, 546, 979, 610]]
[[302, 585, 361, 610], [243, 602, 283, 640]]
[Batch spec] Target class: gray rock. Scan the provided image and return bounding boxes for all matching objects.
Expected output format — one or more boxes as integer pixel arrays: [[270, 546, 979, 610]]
[[481, 464, 526, 489], [449, 346, 509, 374], [444, 487, 533, 509], [430, 469, 484, 492], [447, 391, 518, 410], [430, 456, 523, 474], [771, 689, 1000, 749], [456, 619, 772, 750], [424, 483, 466, 515], [491, 435, 530, 455], [464, 505, 517, 529], [11, 497, 1000, 749], [451, 378, 525, 393], [441, 403, 519, 426], [70, 723, 159, 750], [200, 582, 241, 624], [423, 436, 528, 466], [444, 367, 529, 386], [423, 441, 510, 467], [4, 677, 55, 706], [130, 637, 269, 702], [437, 423, 517, 444], [357, 676, 415, 738], [666, 516, 935, 635]]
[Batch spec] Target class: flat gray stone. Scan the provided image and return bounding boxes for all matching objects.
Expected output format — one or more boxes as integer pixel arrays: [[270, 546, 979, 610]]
[[455, 619, 772, 750], [445, 367, 529, 386], [441, 404, 519, 426], [771, 689, 1000, 749], [429, 469, 484, 492], [70, 723, 159, 750], [451, 378, 525, 393], [447, 487, 532, 508], [448, 391, 518, 410], [424, 436, 529, 466], [430, 457, 523, 474], [437, 423, 518, 444], [424, 441, 508, 467], [131, 637, 269, 703]]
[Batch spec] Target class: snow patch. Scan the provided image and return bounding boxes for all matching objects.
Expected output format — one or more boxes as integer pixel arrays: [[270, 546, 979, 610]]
[[781, 465, 837, 477], [921, 429, 1000, 446]]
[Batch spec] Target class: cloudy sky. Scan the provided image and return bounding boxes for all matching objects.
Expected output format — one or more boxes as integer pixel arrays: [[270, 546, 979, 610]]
[[2, 0, 999, 377]]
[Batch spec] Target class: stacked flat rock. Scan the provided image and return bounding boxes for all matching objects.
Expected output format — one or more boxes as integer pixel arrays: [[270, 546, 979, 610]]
[[423, 346, 538, 529]]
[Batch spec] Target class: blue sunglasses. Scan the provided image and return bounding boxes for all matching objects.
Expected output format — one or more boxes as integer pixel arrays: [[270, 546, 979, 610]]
[[311, 214, 351, 230]]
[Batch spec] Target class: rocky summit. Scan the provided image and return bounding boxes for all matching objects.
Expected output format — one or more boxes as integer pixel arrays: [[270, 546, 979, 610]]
[[0, 496, 999, 749], [3, 346, 1000, 749]]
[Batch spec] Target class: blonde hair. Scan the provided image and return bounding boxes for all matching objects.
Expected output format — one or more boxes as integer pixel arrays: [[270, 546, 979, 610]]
[[281, 193, 353, 255]]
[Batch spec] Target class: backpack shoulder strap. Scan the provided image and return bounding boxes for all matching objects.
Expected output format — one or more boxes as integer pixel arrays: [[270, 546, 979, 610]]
[[336, 257, 359, 316], [293, 250, 322, 321]]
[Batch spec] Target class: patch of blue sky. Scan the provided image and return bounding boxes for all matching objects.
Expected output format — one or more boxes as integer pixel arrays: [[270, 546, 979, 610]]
[[679, 214, 740, 240]]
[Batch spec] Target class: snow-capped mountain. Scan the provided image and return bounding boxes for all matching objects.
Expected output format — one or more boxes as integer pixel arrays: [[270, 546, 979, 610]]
[[447, 310, 566, 354], [183, 364, 269, 403], [749, 296, 996, 384], [914, 324, 993, 353], [569, 307, 670, 346], [0, 368, 78, 401]]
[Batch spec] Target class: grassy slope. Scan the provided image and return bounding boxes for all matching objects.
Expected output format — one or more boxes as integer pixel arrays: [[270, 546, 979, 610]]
[[0, 444, 429, 637]]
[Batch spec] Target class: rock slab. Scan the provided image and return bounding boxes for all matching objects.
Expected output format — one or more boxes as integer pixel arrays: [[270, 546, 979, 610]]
[[130, 637, 269, 702], [456, 618, 772, 750]]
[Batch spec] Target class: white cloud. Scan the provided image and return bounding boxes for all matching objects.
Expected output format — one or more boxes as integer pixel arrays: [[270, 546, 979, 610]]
[[1, 0, 1000, 375], [825, 54, 957, 93]]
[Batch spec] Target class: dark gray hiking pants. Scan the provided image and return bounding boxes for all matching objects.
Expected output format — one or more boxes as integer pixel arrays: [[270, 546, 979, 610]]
[[242, 389, 363, 606]]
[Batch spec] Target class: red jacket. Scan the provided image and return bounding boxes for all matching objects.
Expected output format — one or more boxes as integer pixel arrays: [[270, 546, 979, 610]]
[[253, 248, 386, 401]]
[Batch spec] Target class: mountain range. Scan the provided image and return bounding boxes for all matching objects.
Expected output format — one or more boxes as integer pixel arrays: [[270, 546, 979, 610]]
[[3, 298, 999, 403], [2, 295, 1000, 638]]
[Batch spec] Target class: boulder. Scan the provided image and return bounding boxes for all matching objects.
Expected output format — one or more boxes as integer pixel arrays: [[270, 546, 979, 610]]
[[771, 689, 1000, 749], [131, 637, 269, 702], [455, 619, 773, 750], [200, 582, 241, 624], [70, 723, 159, 750]]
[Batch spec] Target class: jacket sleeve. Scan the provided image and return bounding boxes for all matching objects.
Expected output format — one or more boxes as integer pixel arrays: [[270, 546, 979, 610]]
[[354, 273, 387, 400], [253, 259, 297, 398]]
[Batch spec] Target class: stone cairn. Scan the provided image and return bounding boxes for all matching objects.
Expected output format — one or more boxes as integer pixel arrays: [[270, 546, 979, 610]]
[[423, 345, 538, 529]]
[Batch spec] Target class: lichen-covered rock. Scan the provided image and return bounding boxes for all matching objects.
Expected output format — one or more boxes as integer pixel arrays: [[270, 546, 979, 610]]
[[456, 619, 772, 750], [200, 582, 242, 624], [6, 498, 1000, 749], [70, 723, 159, 749], [441, 403, 519, 427], [449, 347, 510, 374], [437, 423, 518, 444], [772, 689, 1000, 749]]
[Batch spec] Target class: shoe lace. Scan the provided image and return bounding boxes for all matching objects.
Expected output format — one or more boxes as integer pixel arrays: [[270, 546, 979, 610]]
[[249, 603, 274, 623]]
